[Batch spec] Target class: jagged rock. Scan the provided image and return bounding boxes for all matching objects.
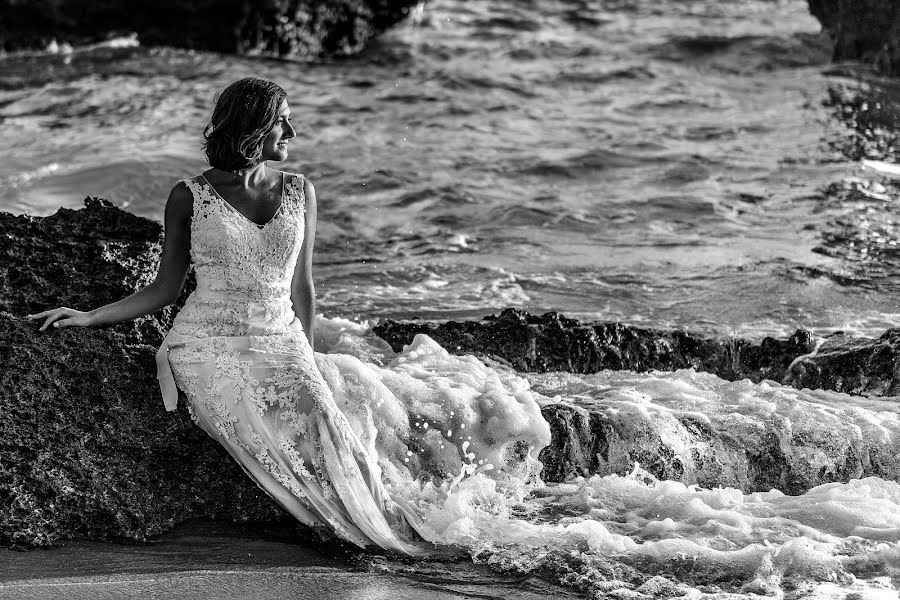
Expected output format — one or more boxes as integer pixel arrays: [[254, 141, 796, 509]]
[[0, 313, 286, 548], [0, 200, 276, 548], [0, 0, 419, 58], [808, 0, 900, 75], [0, 198, 193, 347], [374, 310, 900, 397], [787, 329, 900, 396], [536, 387, 900, 493]]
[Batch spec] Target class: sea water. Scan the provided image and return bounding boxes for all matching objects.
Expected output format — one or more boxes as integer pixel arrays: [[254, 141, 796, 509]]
[[2, 0, 900, 597], [2, 0, 899, 338]]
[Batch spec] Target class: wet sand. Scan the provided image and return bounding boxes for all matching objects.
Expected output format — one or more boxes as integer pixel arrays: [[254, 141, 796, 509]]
[[0, 521, 576, 600], [0, 570, 484, 600]]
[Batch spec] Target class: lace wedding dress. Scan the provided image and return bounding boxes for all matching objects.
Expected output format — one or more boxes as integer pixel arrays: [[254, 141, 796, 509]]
[[155, 172, 426, 553]]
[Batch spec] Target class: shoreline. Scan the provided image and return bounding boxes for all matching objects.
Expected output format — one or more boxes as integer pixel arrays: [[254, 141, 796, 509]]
[[0, 520, 576, 600]]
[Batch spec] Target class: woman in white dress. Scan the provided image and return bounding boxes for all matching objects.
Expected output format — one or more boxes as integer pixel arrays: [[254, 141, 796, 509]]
[[27, 77, 427, 554]]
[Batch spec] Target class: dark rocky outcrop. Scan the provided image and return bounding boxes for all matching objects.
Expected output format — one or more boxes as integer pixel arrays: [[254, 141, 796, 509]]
[[536, 395, 900, 493], [1, 200, 286, 548], [3, 200, 900, 548], [0, 0, 419, 58], [808, 0, 900, 75], [374, 310, 900, 397], [0, 314, 287, 548], [0, 198, 190, 348]]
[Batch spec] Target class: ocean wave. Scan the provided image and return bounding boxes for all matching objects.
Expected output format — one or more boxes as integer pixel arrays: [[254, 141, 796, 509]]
[[317, 263, 530, 318], [315, 318, 900, 597]]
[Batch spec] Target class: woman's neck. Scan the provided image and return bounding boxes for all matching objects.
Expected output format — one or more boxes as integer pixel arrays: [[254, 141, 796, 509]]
[[215, 162, 269, 189]]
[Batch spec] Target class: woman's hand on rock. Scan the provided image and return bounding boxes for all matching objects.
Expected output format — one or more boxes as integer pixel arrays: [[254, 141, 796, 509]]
[[26, 308, 94, 331]]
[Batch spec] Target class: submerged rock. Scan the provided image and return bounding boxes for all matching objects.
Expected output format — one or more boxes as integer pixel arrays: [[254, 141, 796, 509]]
[[0, 0, 419, 58], [534, 372, 900, 492], [808, 0, 900, 75], [3, 199, 900, 547]]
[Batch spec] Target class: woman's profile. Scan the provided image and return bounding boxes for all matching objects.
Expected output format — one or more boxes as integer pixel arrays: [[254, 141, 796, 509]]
[[27, 77, 428, 554]]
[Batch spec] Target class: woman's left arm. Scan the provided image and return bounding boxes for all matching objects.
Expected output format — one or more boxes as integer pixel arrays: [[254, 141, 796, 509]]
[[291, 177, 318, 350]]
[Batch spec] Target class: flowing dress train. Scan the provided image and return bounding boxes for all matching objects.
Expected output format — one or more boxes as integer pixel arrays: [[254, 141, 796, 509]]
[[155, 172, 425, 553]]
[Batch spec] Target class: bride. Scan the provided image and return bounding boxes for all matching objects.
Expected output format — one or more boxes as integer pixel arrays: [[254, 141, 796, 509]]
[[26, 77, 431, 554]]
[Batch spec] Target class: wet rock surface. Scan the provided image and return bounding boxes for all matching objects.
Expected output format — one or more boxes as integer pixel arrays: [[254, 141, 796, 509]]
[[374, 310, 900, 397], [3, 200, 900, 547], [808, 0, 900, 75], [533, 381, 900, 492], [0, 0, 419, 59]]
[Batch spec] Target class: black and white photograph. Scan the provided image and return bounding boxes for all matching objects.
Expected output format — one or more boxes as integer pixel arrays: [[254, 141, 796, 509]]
[[1, 1, 899, 598]]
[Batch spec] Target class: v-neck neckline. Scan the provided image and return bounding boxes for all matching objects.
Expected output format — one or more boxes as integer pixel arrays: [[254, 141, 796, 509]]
[[200, 172, 285, 229]]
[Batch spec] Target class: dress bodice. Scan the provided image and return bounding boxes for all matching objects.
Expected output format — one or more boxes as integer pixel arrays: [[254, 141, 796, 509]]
[[171, 172, 307, 337]]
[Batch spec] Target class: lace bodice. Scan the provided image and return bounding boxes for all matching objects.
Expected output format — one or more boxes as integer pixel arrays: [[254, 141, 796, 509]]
[[172, 173, 307, 337]]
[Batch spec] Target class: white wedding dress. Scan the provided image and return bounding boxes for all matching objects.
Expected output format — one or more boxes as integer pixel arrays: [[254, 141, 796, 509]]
[[155, 172, 426, 553]]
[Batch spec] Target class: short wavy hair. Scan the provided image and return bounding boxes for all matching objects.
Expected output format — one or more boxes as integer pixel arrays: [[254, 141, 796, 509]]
[[202, 78, 287, 172]]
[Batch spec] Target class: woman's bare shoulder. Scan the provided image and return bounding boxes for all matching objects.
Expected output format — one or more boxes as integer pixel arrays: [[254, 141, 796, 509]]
[[302, 176, 315, 197], [301, 177, 316, 214], [165, 180, 194, 222]]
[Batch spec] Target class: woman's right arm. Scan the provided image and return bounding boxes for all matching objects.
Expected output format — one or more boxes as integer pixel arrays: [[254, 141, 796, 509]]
[[27, 183, 193, 331]]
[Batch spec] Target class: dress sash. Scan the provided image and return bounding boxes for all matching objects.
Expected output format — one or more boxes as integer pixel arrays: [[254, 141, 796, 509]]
[[156, 334, 179, 411]]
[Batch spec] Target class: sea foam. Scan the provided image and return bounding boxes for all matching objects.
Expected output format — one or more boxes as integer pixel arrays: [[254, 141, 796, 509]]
[[314, 316, 900, 597]]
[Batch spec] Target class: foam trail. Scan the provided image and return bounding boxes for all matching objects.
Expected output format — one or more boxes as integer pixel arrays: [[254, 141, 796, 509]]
[[312, 316, 900, 597], [862, 159, 900, 178]]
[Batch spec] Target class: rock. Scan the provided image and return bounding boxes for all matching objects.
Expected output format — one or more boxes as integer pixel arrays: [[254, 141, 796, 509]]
[[0, 199, 280, 548], [0, 312, 286, 548], [787, 329, 900, 396], [0, 198, 193, 348], [374, 310, 900, 396], [375, 311, 817, 390], [808, 0, 900, 75], [536, 379, 900, 492], [0, 0, 419, 58]]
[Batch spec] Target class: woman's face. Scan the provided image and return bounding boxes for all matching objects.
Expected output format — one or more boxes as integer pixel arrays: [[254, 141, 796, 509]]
[[261, 99, 296, 162]]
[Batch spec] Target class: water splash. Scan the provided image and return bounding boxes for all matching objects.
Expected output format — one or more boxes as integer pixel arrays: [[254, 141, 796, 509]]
[[313, 316, 900, 597]]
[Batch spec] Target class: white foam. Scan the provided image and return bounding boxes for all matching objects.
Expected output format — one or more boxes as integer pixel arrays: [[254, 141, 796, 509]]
[[862, 159, 900, 179], [313, 316, 899, 597]]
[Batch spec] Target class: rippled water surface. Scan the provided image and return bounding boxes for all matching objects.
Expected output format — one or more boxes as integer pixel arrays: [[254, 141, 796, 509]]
[[3, 0, 899, 337]]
